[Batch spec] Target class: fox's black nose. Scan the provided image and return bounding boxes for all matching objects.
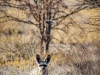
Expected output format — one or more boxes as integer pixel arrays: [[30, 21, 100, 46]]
[[43, 67, 45, 69]]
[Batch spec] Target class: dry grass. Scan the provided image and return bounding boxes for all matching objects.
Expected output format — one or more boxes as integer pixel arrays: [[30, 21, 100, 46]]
[[0, 24, 100, 75], [0, 3, 100, 74], [48, 41, 100, 75], [0, 23, 99, 75], [0, 41, 100, 75]]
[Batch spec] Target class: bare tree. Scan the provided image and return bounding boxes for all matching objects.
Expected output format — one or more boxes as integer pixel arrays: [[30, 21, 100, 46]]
[[0, 0, 100, 55]]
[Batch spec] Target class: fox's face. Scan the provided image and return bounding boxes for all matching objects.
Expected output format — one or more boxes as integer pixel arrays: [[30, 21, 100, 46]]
[[36, 54, 51, 73]]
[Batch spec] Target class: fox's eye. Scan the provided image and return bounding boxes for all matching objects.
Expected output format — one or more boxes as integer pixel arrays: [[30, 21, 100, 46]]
[[39, 65, 42, 67], [39, 65, 47, 67], [43, 65, 47, 67]]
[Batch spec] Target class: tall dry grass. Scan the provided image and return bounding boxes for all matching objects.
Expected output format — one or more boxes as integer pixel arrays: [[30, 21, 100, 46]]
[[0, 23, 100, 75]]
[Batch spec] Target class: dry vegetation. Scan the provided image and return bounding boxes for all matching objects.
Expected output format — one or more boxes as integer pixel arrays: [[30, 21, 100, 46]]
[[0, 24, 100, 75], [0, 0, 100, 75]]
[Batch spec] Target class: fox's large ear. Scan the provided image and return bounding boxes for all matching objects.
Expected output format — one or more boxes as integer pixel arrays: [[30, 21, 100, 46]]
[[36, 54, 41, 64], [45, 55, 51, 64]]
